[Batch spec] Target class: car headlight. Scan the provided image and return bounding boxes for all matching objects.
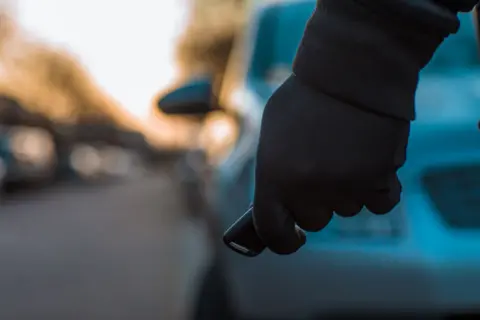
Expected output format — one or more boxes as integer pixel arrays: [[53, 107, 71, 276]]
[[9, 127, 55, 166]]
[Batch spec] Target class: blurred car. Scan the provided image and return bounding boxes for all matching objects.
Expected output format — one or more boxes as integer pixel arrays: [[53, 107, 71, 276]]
[[107, 128, 148, 177], [0, 96, 58, 190], [158, 1, 480, 319], [69, 117, 147, 181]]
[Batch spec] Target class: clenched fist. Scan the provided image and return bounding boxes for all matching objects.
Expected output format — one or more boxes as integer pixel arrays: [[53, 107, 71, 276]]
[[252, 75, 410, 254]]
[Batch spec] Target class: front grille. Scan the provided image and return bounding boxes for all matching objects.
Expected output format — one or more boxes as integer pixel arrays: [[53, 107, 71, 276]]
[[422, 164, 480, 229]]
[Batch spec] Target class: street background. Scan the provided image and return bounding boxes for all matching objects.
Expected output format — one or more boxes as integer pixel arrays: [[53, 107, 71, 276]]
[[0, 0, 237, 319]]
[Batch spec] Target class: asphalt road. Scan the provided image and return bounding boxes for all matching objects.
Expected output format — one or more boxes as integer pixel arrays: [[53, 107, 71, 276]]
[[0, 170, 211, 320]]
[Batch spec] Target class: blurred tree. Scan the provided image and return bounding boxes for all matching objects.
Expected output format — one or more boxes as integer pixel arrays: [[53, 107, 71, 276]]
[[0, 9, 139, 131], [0, 11, 15, 54], [7, 44, 107, 121], [175, 0, 249, 86]]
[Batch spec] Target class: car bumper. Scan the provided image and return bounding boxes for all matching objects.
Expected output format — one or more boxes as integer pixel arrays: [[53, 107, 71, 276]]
[[227, 242, 480, 319]]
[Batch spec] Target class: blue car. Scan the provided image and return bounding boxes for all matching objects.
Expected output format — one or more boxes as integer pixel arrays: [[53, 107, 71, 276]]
[[159, 1, 480, 318]]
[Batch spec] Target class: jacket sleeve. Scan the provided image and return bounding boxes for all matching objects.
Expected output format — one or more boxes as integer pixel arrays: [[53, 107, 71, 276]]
[[292, 0, 478, 121]]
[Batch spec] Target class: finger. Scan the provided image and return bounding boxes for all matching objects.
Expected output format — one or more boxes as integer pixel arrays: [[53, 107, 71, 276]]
[[253, 182, 306, 255], [334, 200, 364, 218], [328, 188, 364, 217], [364, 174, 402, 215], [288, 190, 334, 232]]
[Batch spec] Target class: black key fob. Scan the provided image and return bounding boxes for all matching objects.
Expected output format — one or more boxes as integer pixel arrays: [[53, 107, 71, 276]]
[[223, 206, 266, 257]]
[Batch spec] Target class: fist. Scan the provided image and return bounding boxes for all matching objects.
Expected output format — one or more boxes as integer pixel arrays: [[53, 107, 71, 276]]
[[252, 75, 410, 254]]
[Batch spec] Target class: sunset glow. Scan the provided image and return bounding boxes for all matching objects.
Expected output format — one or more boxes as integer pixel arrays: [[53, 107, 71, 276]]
[[15, 0, 188, 120]]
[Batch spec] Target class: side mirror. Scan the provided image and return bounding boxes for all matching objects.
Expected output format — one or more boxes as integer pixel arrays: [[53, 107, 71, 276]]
[[157, 77, 217, 116]]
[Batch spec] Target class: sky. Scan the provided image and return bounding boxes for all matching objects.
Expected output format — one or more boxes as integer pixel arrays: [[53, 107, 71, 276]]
[[14, 0, 189, 120]]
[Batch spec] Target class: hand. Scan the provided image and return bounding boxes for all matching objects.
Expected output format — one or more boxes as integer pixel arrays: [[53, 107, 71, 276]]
[[252, 75, 410, 255]]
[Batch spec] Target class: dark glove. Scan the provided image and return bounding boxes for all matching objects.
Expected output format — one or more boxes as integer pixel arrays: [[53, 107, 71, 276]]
[[253, 75, 409, 254], [251, 0, 478, 255]]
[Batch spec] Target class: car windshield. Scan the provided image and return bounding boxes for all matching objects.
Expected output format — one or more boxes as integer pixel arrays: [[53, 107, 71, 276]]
[[248, 1, 315, 85], [423, 13, 480, 74], [250, 7, 479, 85]]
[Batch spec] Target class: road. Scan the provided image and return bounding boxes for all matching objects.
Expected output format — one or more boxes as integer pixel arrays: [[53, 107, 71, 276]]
[[0, 170, 212, 320]]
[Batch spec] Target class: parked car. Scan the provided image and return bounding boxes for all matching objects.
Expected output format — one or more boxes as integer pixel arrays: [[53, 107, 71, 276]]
[[0, 96, 58, 190], [105, 128, 147, 177], [158, 1, 480, 319], [69, 117, 147, 181]]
